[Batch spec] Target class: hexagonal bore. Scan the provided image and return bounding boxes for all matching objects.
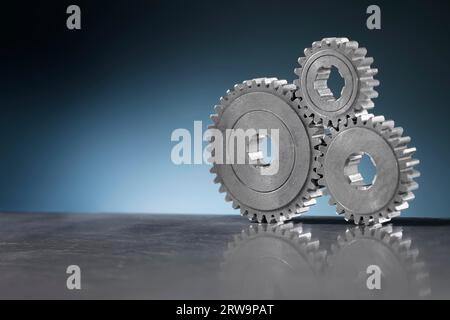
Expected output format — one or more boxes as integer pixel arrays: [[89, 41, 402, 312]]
[[344, 152, 377, 190], [313, 65, 345, 102]]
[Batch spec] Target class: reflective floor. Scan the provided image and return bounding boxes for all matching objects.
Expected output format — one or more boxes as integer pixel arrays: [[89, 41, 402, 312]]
[[0, 213, 449, 299]]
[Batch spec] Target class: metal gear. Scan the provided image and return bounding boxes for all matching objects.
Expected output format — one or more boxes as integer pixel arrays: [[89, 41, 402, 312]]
[[220, 223, 326, 299], [294, 37, 379, 127], [326, 225, 430, 299], [317, 115, 420, 225], [209, 78, 322, 223]]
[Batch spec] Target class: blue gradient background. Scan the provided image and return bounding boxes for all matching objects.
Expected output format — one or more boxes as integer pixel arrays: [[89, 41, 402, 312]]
[[1, 0, 449, 217]]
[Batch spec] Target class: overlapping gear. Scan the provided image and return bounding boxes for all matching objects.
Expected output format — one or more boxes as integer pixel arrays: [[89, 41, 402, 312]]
[[210, 37, 419, 226]]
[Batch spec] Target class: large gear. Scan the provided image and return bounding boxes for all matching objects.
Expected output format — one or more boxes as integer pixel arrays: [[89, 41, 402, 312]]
[[220, 223, 326, 299], [326, 225, 430, 299], [209, 78, 322, 223], [317, 115, 420, 225], [210, 37, 419, 225], [294, 37, 379, 127]]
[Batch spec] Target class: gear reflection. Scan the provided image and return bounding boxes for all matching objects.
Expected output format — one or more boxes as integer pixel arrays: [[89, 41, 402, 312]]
[[327, 225, 430, 299], [220, 223, 325, 299], [221, 222, 430, 299]]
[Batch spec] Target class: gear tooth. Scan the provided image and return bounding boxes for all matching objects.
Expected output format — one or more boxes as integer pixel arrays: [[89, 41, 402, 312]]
[[360, 88, 378, 99], [312, 40, 322, 49], [267, 78, 281, 88], [329, 38, 339, 49], [214, 105, 222, 114], [388, 211, 401, 220], [271, 79, 283, 89], [362, 78, 380, 88], [400, 181, 419, 192], [342, 40, 359, 51], [298, 57, 307, 66], [317, 177, 326, 187], [355, 116, 363, 125], [368, 115, 385, 126], [390, 127, 404, 138], [234, 83, 244, 91], [304, 47, 313, 56], [306, 240, 320, 251], [369, 67, 378, 76], [399, 239, 412, 250], [401, 169, 420, 181], [209, 166, 217, 174], [401, 192, 415, 202], [395, 201, 409, 212], [401, 147, 416, 157], [356, 56, 374, 66], [210, 114, 219, 124], [390, 136, 411, 147], [353, 47, 367, 57], [319, 145, 327, 153], [363, 215, 372, 225], [344, 229, 355, 241], [283, 83, 296, 92], [359, 67, 378, 78], [359, 99, 374, 110], [380, 119, 395, 130], [219, 185, 227, 194], [399, 158, 420, 169]]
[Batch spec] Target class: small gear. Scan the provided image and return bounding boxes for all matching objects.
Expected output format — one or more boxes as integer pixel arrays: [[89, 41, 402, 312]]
[[316, 115, 419, 225], [220, 223, 326, 299], [327, 225, 430, 299], [294, 37, 379, 127], [209, 78, 322, 223]]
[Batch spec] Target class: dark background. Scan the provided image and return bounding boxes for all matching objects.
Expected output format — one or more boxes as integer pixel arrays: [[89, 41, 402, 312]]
[[0, 0, 449, 216]]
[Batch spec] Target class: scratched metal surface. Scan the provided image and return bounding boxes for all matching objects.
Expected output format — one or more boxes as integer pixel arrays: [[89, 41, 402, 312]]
[[0, 213, 448, 299]]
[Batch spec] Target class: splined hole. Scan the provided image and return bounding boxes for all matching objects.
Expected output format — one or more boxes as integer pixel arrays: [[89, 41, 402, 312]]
[[344, 152, 377, 190], [247, 134, 273, 169], [314, 65, 345, 102]]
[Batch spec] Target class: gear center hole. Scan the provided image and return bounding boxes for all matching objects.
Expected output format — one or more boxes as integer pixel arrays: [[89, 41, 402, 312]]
[[247, 134, 273, 168], [344, 152, 377, 190], [314, 65, 345, 102]]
